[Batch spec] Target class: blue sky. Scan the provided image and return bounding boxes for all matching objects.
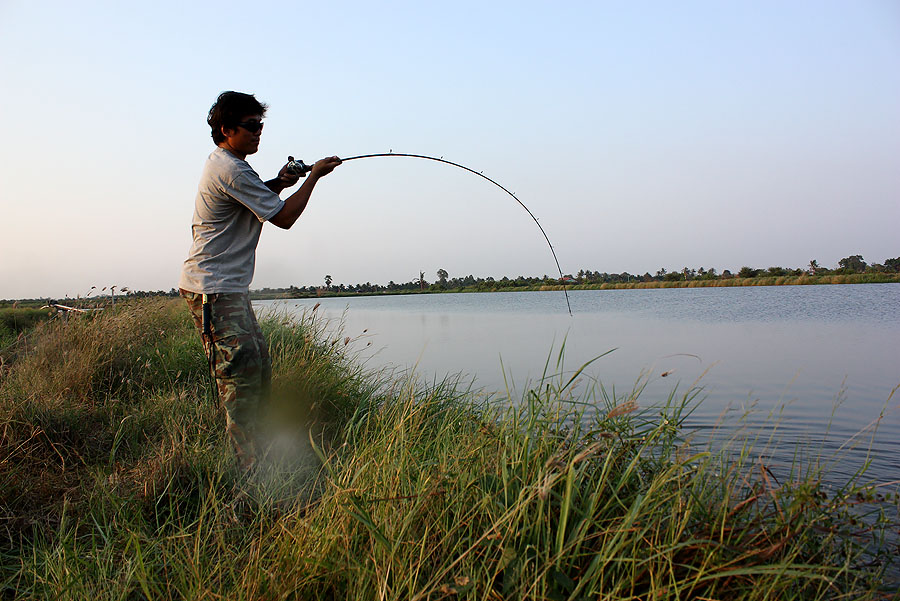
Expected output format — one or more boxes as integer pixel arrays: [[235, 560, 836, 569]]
[[1, 1, 898, 299]]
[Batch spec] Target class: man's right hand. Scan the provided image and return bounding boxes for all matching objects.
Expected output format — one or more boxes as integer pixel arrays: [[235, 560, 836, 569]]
[[311, 156, 342, 178]]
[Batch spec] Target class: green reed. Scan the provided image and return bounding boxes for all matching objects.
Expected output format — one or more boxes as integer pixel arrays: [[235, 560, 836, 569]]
[[0, 298, 896, 600]]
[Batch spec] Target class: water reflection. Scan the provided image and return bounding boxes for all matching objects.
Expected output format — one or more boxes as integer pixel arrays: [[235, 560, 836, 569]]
[[256, 284, 900, 484]]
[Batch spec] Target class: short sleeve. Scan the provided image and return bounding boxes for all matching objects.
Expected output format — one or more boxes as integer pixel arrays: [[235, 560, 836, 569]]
[[230, 172, 286, 222]]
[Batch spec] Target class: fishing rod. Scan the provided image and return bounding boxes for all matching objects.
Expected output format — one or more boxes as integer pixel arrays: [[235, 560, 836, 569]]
[[287, 153, 573, 315]]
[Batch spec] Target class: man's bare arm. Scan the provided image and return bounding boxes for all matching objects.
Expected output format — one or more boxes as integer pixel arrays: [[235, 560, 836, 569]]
[[265, 178, 290, 194]]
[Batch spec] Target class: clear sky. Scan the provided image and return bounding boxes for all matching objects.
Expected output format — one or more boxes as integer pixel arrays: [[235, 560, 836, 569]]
[[1, 1, 898, 299]]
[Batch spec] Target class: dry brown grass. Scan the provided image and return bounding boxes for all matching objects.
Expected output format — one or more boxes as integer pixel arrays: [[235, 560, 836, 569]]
[[0, 298, 213, 545]]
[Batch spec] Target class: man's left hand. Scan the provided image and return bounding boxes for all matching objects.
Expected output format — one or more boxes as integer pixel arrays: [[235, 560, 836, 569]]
[[277, 163, 302, 187]]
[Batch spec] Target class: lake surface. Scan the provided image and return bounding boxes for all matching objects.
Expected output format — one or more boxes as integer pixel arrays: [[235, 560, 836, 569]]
[[256, 284, 900, 486]]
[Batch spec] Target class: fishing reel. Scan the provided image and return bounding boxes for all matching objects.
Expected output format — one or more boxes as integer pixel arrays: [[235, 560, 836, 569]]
[[285, 156, 313, 177]]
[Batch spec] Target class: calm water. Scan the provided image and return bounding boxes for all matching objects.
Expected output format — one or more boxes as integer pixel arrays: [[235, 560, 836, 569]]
[[256, 284, 900, 485]]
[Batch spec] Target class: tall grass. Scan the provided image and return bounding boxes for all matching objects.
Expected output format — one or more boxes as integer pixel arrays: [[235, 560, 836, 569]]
[[0, 307, 53, 351], [1, 298, 897, 599]]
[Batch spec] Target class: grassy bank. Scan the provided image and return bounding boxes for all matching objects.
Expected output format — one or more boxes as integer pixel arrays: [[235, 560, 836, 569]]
[[1, 298, 897, 599], [538, 272, 900, 292]]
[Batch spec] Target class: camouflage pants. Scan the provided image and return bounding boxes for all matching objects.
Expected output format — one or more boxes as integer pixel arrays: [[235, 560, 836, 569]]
[[181, 290, 271, 469]]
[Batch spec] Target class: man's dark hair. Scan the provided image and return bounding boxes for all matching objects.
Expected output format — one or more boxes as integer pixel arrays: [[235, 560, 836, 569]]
[[207, 91, 268, 145]]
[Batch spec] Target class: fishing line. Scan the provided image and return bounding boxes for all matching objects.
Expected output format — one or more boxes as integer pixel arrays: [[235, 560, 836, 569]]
[[292, 153, 572, 315]]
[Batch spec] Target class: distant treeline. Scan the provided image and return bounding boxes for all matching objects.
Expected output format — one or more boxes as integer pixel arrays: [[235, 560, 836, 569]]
[[4, 254, 897, 306], [250, 254, 899, 298]]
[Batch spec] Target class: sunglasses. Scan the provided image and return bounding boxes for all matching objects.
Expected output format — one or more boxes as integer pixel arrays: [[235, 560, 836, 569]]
[[236, 120, 264, 133]]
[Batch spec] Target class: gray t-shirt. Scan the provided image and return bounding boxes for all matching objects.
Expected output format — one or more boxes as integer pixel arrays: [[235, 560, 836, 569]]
[[179, 147, 286, 293]]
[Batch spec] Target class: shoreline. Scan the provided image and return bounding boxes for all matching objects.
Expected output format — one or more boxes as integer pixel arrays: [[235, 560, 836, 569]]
[[3, 273, 898, 307], [249, 272, 900, 300]]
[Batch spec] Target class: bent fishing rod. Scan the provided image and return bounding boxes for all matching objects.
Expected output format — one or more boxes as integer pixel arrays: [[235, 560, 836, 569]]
[[287, 153, 573, 315]]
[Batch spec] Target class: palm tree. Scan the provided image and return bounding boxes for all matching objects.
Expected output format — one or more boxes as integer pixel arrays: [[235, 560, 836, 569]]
[[808, 259, 819, 275], [324, 274, 332, 289]]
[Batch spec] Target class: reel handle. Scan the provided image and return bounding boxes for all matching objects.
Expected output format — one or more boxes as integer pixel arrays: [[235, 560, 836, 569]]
[[286, 156, 312, 177]]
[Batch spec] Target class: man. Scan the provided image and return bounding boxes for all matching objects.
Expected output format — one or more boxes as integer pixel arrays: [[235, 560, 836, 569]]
[[179, 91, 341, 469]]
